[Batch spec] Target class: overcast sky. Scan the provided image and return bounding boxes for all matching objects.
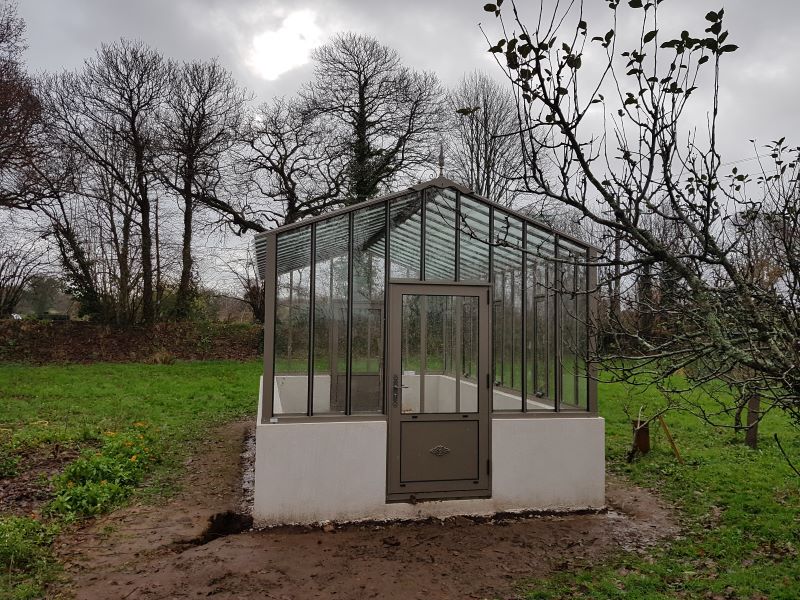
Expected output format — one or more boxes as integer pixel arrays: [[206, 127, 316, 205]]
[[15, 0, 800, 289], [18, 0, 800, 167]]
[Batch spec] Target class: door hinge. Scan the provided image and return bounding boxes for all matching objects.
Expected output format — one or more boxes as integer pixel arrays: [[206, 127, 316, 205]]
[[487, 459, 492, 476]]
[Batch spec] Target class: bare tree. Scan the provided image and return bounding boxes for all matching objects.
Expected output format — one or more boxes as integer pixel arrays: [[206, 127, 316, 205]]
[[0, 230, 42, 316], [239, 97, 345, 227], [0, 2, 42, 210], [42, 142, 144, 324], [158, 58, 248, 319], [302, 33, 445, 203], [220, 249, 265, 324], [446, 71, 524, 205], [41, 39, 168, 323], [483, 1, 800, 428]]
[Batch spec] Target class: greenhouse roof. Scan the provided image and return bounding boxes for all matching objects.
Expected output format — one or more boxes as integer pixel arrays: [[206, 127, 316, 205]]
[[254, 176, 594, 280]]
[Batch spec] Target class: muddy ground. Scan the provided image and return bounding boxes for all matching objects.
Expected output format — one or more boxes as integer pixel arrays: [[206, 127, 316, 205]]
[[53, 422, 679, 600], [1, 444, 85, 518]]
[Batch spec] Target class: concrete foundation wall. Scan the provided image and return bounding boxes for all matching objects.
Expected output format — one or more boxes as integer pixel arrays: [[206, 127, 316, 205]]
[[253, 416, 605, 525]]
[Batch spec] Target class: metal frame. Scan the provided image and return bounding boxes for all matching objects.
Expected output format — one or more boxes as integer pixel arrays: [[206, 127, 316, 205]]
[[255, 177, 598, 255], [260, 177, 599, 425], [385, 281, 492, 502]]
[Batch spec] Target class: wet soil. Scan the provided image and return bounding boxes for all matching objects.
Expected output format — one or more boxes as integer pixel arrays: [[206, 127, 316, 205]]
[[53, 421, 679, 600], [0, 445, 83, 517]]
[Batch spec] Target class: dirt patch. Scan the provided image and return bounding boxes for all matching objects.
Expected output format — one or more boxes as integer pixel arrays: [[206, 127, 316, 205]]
[[53, 423, 679, 600], [0, 445, 83, 517]]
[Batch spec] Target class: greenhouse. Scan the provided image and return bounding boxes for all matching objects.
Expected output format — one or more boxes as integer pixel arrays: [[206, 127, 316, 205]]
[[252, 177, 605, 525]]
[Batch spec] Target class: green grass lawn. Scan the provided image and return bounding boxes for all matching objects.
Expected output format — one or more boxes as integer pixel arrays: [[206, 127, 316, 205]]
[[0, 360, 262, 599], [1, 361, 799, 599], [523, 377, 800, 599]]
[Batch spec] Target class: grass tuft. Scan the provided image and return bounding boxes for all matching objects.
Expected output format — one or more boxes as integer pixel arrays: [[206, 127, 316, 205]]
[[0, 516, 60, 599]]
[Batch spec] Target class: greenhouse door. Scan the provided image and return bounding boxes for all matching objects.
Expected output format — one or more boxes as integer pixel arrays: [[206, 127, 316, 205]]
[[386, 283, 491, 501]]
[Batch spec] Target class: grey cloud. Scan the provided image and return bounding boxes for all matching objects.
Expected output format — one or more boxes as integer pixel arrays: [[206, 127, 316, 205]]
[[18, 0, 800, 164]]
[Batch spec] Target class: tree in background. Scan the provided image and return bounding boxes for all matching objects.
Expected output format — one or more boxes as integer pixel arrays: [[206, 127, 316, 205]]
[[240, 97, 344, 227], [221, 249, 265, 324], [204, 33, 447, 229], [23, 274, 61, 315], [302, 33, 445, 203], [158, 58, 248, 319], [41, 40, 168, 323], [0, 1, 41, 210], [483, 1, 800, 427], [446, 71, 523, 206], [0, 230, 41, 316]]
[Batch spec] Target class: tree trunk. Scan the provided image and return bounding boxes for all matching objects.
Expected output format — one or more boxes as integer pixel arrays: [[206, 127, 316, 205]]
[[612, 229, 621, 323], [175, 175, 194, 319], [745, 394, 761, 449], [135, 147, 155, 324]]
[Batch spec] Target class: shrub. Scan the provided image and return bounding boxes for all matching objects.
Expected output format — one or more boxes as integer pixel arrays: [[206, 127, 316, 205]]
[[47, 424, 159, 519]]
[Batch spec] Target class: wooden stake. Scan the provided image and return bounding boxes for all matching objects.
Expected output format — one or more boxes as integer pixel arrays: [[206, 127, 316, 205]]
[[657, 415, 684, 464]]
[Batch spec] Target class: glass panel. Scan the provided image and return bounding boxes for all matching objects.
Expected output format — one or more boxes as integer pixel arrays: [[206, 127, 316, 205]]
[[559, 247, 579, 408], [576, 255, 588, 410], [400, 294, 480, 414], [424, 189, 456, 280], [423, 296, 452, 411], [274, 228, 311, 415], [351, 204, 386, 413], [459, 296, 480, 412], [547, 259, 557, 401], [492, 211, 523, 411], [458, 196, 491, 281], [525, 228, 556, 410], [312, 216, 349, 415], [400, 294, 422, 413], [525, 257, 555, 411], [389, 193, 422, 278]]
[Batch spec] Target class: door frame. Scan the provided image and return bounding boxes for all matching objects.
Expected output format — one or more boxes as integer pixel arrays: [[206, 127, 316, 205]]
[[385, 281, 492, 502]]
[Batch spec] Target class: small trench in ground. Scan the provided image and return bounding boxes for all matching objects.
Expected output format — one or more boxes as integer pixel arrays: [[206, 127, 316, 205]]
[[175, 426, 258, 550], [190, 510, 254, 546]]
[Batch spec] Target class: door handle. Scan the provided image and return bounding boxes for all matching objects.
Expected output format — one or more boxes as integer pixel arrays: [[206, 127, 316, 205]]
[[391, 375, 407, 407]]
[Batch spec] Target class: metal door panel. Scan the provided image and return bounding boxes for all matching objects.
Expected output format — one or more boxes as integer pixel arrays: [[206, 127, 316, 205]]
[[400, 420, 479, 482], [386, 282, 491, 501]]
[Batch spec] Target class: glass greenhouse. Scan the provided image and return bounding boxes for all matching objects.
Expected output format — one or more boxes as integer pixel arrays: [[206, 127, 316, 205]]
[[252, 177, 602, 519]]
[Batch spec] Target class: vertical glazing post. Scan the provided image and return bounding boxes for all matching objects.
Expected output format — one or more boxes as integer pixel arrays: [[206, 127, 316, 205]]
[[345, 212, 354, 415], [382, 201, 390, 414], [554, 236, 561, 412], [263, 232, 278, 421], [307, 224, 316, 417], [521, 222, 527, 412], [587, 247, 598, 413]]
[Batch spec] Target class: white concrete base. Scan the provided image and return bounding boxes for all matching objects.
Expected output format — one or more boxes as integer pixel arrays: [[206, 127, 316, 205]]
[[253, 409, 605, 525]]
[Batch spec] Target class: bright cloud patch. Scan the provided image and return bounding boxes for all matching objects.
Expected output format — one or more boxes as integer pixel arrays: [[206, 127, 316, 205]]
[[246, 10, 323, 81]]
